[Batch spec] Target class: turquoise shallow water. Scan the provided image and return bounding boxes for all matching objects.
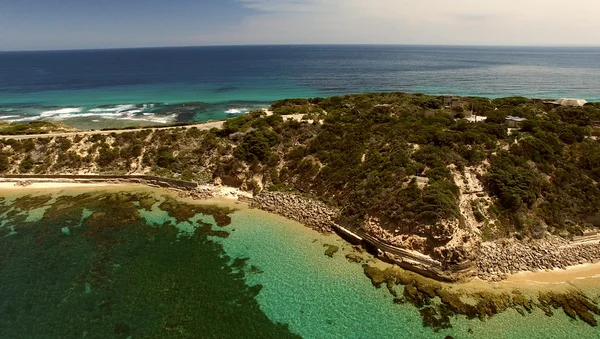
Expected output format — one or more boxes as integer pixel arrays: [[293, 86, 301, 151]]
[[0, 188, 599, 338], [214, 208, 600, 339]]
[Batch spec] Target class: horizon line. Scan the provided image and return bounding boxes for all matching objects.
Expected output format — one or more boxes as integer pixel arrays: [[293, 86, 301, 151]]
[[2, 43, 600, 53]]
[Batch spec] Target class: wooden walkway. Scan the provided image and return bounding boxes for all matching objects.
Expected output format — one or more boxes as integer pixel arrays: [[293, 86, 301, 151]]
[[331, 222, 474, 281], [354, 229, 444, 269], [330, 222, 444, 269]]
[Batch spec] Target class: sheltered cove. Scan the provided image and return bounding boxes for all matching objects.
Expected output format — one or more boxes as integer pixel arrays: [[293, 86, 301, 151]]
[[2, 175, 600, 330], [2, 175, 600, 281], [1, 175, 477, 282]]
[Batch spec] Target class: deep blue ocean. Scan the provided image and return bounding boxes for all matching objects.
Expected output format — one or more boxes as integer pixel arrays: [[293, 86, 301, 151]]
[[0, 45, 599, 126]]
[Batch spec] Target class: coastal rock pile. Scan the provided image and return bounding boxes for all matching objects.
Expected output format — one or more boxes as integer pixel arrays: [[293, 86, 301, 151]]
[[14, 180, 33, 187], [250, 192, 338, 232], [178, 187, 214, 200], [476, 237, 600, 281]]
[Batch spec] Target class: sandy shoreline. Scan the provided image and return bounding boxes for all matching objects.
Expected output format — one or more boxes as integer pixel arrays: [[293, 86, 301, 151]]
[[457, 262, 600, 293], [0, 178, 251, 200], [0, 181, 117, 190], [1, 179, 600, 291], [506, 262, 600, 284]]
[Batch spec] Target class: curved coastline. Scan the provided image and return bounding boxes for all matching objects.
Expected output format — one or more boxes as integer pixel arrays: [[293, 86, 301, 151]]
[[2, 175, 600, 284], [2, 177, 600, 331], [0, 175, 508, 283]]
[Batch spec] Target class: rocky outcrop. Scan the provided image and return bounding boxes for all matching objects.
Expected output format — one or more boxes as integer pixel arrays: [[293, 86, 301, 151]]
[[250, 192, 338, 233], [477, 236, 600, 281], [323, 244, 339, 258]]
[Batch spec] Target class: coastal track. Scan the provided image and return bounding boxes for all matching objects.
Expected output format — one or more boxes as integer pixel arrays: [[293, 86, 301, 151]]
[[0, 113, 313, 140], [0, 121, 225, 140]]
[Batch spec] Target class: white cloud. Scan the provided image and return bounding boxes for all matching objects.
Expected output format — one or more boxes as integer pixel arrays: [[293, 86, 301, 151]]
[[186, 0, 600, 46]]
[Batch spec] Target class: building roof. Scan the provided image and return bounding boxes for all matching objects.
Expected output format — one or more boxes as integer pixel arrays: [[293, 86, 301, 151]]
[[465, 116, 487, 122], [556, 98, 587, 107], [506, 115, 527, 122]]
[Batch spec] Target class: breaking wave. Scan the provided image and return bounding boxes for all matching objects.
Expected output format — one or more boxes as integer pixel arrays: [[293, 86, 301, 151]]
[[224, 108, 249, 114], [0, 103, 177, 124], [40, 107, 83, 117]]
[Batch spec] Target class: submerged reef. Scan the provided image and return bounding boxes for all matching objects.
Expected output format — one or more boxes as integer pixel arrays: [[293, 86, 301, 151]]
[[363, 264, 600, 331], [12, 194, 53, 210], [158, 195, 235, 226], [323, 244, 339, 258], [0, 190, 298, 338]]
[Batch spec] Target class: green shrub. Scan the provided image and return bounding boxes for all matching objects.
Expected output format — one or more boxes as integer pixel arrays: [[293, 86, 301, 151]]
[[19, 156, 34, 173], [0, 153, 9, 172]]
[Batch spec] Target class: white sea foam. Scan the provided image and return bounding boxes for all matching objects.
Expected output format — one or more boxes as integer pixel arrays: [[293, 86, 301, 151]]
[[7, 116, 41, 123], [225, 108, 249, 114], [88, 104, 137, 114], [5, 103, 174, 125], [36, 104, 147, 121], [122, 109, 143, 116], [40, 107, 83, 117], [53, 112, 123, 120], [117, 113, 177, 124]]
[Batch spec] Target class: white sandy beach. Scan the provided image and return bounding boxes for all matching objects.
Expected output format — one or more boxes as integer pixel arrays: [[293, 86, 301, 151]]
[[0, 181, 117, 190], [505, 262, 600, 284], [0, 178, 252, 200]]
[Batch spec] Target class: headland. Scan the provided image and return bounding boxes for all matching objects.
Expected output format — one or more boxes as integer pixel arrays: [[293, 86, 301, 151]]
[[2, 92, 600, 328]]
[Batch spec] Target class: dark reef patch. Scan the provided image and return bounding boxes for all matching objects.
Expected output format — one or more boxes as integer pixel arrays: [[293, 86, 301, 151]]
[[0, 190, 297, 338], [12, 194, 53, 211], [138, 194, 159, 211], [362, 264, 600, 330], [323, 244, 339, 258], [158, 195, 235, 225]]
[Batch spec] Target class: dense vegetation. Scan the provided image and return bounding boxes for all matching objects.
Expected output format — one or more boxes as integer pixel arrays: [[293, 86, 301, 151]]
[[2, 93, 600, 257]]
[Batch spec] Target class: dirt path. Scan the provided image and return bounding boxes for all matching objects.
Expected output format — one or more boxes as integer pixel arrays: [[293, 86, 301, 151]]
[[0, 120, 225, 140]]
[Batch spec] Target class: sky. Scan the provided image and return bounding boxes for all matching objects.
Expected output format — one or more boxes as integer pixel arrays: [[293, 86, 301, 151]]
[[0, 0, 599, 51]]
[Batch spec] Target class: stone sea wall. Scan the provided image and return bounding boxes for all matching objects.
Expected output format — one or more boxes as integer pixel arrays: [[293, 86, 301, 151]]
[[250, 192, 338, 233], [477, 236, 600, 281]]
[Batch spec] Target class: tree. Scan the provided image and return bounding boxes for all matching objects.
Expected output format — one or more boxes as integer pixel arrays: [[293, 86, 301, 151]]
[[156, 147, 176, 169], [0, 153, 9, 172], [19, 156, 34, 173]]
